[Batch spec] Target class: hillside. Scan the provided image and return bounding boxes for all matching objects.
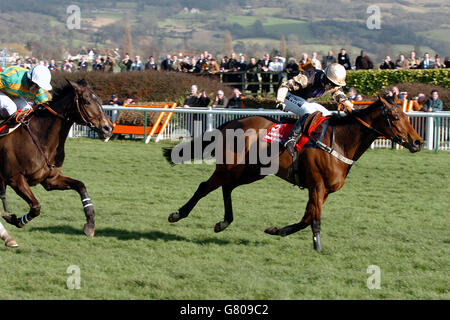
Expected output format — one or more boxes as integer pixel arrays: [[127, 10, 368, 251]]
[[0, 0, 448, 61]]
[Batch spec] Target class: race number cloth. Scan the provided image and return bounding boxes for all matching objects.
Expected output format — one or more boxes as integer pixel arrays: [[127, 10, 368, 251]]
[[263, 116, 330, 151]]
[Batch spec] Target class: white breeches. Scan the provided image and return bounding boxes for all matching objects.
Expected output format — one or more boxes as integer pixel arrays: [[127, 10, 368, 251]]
[[0, 92, 29, 117], [284, 92, 332, 118]]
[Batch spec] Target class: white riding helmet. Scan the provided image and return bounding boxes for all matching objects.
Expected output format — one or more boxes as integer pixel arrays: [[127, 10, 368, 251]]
[[324, 63, 346, 87], [27, 65, 52, 91]]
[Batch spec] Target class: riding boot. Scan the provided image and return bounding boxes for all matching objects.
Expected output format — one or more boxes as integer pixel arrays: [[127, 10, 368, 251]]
[[284, 119, 303, 162]]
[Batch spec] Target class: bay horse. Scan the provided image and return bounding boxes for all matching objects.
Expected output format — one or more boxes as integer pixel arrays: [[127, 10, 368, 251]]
[[0, 79, 113, 240], [163, 95, 423, 252]]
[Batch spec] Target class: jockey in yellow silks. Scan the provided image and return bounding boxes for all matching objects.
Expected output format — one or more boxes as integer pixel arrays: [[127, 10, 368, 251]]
[[0, 65, 53, 119]]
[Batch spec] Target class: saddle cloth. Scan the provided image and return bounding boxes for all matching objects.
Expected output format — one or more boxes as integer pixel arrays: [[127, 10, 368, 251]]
[[263, 114, 330, 151]]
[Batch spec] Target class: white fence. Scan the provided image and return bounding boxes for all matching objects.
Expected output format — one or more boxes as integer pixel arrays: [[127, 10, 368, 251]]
[[69, 106, 450, 152]]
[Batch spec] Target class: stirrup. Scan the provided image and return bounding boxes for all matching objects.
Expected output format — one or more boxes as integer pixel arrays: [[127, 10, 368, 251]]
[[284, 139, 297, 158]]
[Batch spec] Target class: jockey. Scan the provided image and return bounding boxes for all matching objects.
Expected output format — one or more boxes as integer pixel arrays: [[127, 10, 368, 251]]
[[0, 65, 53, 120], [275, 63, 353, 160]]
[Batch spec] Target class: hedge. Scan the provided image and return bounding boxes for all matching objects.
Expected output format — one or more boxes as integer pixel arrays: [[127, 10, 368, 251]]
[[50, 71, 233, 106], [346, 69, 450, 95]]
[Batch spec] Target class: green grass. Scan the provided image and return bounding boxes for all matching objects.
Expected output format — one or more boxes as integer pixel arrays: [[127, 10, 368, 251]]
[[0, 139, 448, 299]]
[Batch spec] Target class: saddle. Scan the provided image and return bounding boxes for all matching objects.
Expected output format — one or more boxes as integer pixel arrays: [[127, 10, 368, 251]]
[[0, 109, 32, 137]]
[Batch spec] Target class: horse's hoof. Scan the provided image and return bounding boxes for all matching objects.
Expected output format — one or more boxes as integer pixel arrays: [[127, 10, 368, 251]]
[[5, 238, 19, 248], [168, 212, 181, 223], [2, 214, 21, 228], [264, 226, 280, 235], [83, 223, 95, 238], [313, 234, 322, 252], [214, 221, 229, 233]]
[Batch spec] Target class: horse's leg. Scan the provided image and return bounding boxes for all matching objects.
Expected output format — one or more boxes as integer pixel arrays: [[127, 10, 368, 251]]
[[214, 173, 265, 233], [0, 180, 10, 213], [0, 221, 18, 247], [265, 185, 327, 252], [3, 175, 41, 229], [169, 170, 230, 223], [40, 174, 95, 237]]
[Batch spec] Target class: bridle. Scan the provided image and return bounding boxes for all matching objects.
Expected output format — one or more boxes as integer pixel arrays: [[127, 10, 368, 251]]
[[40, 91, 95, 129], [345, 102, 405, 146]]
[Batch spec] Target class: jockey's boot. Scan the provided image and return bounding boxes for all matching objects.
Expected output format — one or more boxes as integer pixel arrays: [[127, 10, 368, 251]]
[[284, 119, 303, 162]]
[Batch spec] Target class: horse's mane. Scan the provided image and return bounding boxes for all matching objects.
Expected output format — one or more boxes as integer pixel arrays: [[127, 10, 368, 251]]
[[51, 83, 75, 103]]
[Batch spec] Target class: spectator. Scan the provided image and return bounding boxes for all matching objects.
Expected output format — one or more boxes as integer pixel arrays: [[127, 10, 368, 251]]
[[269, 55, 284, 92], [311, 52, 322, 70], [322, 50, 337, 69], [444, 56, 450, 68], [338, 48, 351, 70], [124, 95, 136, 105], [104, 56, 115, 72], [194, 53, 208, 73], [48, 59, 59, 71], [258, 53, 271, 94], [207, 59, 221, 74], [298, 53, 313, 71], [226, 52, 240, 88], [246, 57, 260, 95], [419, 53, 433, 69], [131, 56, 144, 71], [284, 57, 299, 80], [433, 54, 444, 69], [235, 54, 248, 91], [120, 54, 133, 71], [23, 58, 32, 69], [161, 54, 172, 71], [412, 93, 426, 111], [108, 94, 123, 106], [171, 55, 182, 72], [379, 56, 396, 69], [348, 87, 357, 101], [78, 56, 89, 71], [92, 58, 103, 71], [390, 86, 400, 97], [355, 50, 374, 70], [226, 88, 243, 108], [211, 90, 228, 108], [183, 85, 208, 108], [145, 56, 158, 71], [15, 58, 23, 67], [355, 94, 363, 102], [422, 90, 444, 112], [408, 51, 420, 69], [395, 54, 409, 69]]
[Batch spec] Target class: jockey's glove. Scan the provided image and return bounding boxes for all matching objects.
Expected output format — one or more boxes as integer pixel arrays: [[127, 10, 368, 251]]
[[276, 102, 286, 111]]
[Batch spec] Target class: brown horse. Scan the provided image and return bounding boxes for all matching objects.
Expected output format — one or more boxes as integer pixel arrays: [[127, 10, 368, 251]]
[[0, 79, 113, 238], [163, 95, 423, 251]]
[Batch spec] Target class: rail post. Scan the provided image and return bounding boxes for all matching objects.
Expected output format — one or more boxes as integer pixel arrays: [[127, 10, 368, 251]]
[[426, 116, 434, 150], [434, 116, 440, 153], [206, 106, 214, 132]]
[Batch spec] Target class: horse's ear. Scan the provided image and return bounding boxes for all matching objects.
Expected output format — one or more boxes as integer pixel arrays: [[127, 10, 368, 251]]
[[67, 79, 84, 94], [77, 78, 89, 87], [378, 94, 391, 107]]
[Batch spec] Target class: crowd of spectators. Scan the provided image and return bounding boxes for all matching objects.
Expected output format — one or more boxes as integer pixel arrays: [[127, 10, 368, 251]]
[[11, 48, 448, 111]]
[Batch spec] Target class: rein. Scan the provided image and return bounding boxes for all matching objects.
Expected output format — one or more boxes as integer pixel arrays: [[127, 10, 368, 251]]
[[18, 92, 91, 168]]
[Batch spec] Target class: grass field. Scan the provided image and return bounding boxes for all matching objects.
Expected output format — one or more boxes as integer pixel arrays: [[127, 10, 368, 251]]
[[0, 139, 448, 300]]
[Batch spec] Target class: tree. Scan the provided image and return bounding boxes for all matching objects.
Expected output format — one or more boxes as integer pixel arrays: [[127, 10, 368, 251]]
[[280, 35, 287, 58], [223, 30, 233, 56], [121, 21, 134, 57]]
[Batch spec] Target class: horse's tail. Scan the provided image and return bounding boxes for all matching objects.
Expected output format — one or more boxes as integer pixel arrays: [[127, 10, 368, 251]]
[[162, 120, 235, 165]]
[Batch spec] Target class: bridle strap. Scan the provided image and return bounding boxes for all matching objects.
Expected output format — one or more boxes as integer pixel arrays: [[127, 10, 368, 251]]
[[21, 119, 55, 168]]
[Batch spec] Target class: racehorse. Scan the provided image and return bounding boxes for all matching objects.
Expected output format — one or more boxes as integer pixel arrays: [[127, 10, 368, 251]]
[[0, 79, 113, 238], [163, 95, 423, 252]]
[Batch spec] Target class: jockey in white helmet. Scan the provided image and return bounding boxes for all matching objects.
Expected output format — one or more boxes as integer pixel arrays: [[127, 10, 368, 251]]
[[275, 63, 353, 160], [0, 64, 53, 119]]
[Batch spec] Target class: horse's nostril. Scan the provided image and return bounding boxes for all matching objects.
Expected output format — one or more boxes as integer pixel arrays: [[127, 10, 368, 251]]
[[103, 125, 112, 133], [414, 140, 422, 146]]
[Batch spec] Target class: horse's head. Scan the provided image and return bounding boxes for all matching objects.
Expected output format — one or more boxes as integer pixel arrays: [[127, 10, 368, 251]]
[[67, 79, 113, 140], [375, 94, 423, 152]]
